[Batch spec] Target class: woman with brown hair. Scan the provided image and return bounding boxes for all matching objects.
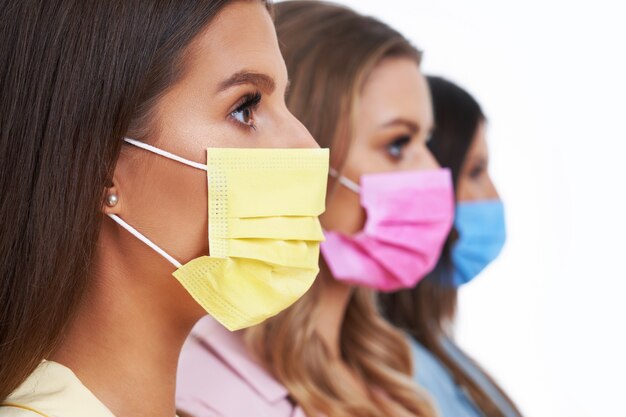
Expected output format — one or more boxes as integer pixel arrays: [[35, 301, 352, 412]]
[[380, 77, 523, 417], [176, 2, 454, 416], [0, 1, 329, 416]]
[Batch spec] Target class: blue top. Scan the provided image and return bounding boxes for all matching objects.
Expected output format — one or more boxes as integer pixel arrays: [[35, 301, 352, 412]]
[[410, 337, 520, 417]]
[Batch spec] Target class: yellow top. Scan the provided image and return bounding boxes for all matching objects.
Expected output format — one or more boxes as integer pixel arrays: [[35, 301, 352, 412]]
[[0, 361, 180, 417], [0, 361, 114, 417]]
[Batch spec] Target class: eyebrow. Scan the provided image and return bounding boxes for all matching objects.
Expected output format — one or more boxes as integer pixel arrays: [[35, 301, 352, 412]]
[[380, 118, 421, 134], [217, 71, 276, 94], [469, 154, 489, 165]]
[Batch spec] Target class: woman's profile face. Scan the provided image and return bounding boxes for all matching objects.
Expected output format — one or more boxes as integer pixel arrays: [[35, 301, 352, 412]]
[[322, 58, 439, 235], [456, 120, 499, 202], [102, 1, 316, 311]]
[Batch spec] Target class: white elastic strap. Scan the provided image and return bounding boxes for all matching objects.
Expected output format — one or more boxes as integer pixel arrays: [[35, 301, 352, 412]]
[[329, 167, 360, 194], [108, 214, 182, 268], [124, 138, 207, 171]]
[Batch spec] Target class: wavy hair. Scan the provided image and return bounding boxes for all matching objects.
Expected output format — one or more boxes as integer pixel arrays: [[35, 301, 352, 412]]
[[246, 2, 437, 416]]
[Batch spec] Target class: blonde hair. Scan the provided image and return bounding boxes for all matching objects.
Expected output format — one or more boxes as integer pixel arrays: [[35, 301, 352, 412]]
[[246, 2, 438, 416]]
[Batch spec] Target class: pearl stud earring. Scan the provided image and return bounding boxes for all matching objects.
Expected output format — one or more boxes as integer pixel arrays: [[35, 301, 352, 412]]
[[106, 194, 119, 207]]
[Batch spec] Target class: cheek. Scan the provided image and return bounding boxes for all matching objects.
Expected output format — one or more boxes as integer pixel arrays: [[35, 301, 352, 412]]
[[131, 162, 209, 263], [321, 185, 366, 235], [457, 175, 495, 202], [163, 167, 209, 261], [456, 175, 477, 202]]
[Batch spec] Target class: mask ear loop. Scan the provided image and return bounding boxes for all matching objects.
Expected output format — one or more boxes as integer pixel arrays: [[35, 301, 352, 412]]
[[124, 138, 208, 171], [108, 214, 182, 268], [329, 167, 361, 194], [108, 138, 210, 268]]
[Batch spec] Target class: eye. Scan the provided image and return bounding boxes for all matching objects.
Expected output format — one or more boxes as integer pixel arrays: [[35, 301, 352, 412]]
[[230, 92, 262, 130], [387, 136, 411, 160], [469, 163, 486, 179]]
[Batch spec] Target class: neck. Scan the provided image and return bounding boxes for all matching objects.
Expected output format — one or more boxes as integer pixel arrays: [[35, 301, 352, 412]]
[[314, 268, 354, 359], [51, 244, 202, 417], [312, 269, 374, 397]]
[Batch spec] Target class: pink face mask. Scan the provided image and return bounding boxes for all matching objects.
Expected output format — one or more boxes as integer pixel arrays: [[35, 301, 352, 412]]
[[321, 168, 454, 292]]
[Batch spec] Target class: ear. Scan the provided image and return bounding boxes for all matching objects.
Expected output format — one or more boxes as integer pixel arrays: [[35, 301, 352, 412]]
[[102, 177, 123, 215]]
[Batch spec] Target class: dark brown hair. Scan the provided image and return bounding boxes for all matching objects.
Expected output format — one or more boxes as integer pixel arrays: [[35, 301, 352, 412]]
[[380, 76, 522, 417], [0, 0, 248, 401]]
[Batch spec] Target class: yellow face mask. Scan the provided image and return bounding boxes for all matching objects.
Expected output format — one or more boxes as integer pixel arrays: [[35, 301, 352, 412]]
[[109, 138, 329, 331]]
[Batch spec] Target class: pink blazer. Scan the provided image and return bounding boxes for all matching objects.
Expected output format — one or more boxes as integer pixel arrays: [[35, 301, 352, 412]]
[[176, 316, 306, 417]]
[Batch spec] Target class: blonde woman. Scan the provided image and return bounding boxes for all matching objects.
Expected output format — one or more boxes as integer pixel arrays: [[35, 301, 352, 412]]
[[177, 2, 454, 416]]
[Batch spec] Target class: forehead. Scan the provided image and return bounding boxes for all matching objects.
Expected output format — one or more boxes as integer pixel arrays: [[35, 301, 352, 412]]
[[467, 121, 489, 156], [183, 1, 286, 87], [358, 58, 433, 127]]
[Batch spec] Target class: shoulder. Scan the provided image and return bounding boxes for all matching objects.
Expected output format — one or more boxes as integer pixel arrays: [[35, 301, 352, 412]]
[[409, 336, 486, 417], [1, 361, 115, 417], [408, 336, 463, 404], [177, 318, 293, 417], [176, 335, 255, 416], [409, 337, 452, 385], [0, 405, 48, 417]]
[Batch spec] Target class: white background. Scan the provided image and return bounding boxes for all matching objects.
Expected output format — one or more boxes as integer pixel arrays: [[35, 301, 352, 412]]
[[280, 1, 626, 415]]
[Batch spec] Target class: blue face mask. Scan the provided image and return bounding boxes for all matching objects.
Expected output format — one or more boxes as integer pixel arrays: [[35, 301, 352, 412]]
[[450, 200, 506, 287]]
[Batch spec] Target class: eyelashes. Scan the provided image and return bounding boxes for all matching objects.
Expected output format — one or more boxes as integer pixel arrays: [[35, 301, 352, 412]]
[[469, 162, 487, 179], [230, 91, 262, 130]]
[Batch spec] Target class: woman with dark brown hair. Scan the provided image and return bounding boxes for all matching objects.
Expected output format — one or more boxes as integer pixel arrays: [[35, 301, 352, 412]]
[[0, 1, 329, 416], [380, 76, 523, 417], [176, 2, 455, 417]]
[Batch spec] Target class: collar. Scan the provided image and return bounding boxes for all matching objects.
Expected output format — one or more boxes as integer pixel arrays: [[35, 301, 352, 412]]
[[191, 316, 290, 404], [2, 361, 115, 417]]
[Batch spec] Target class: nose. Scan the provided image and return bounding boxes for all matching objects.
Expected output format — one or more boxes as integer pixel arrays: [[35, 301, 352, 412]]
[[422, 147, 440, 170], [276, 108, 319, 149], [485, 173, 500, 200], [407, 142, 440, 171]]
